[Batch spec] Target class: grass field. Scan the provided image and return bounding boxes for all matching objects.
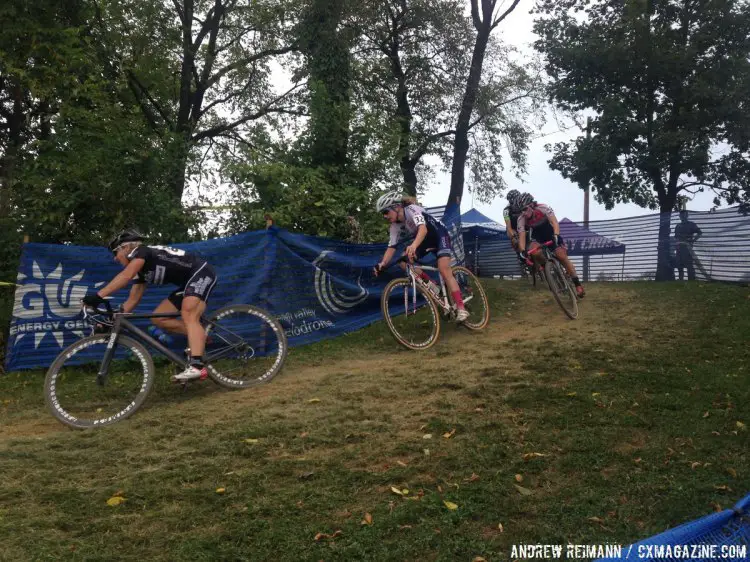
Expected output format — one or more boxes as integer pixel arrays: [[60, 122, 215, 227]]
[[1, 280, 748, 561]]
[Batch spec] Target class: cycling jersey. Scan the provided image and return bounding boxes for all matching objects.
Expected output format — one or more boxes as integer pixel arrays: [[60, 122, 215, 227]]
[[503, 205, 520, 231], [516, 203, 555, 233], [388, 204, 452, 259], [127, 245, 217, 306]]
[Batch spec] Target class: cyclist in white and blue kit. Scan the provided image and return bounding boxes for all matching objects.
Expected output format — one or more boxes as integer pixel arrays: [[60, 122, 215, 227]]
[[373, 191, 469, 323], [81, 229, 218, 382]]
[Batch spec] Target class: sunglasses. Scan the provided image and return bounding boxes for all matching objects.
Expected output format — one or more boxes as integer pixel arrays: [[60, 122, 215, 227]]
[[111, 243, 127, 256], [382, 206, 397, 216]]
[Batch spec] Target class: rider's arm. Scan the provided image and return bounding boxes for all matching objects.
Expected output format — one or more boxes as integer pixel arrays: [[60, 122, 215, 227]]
[[97, 258, 145, 298], [121, 282, 146, 313], [379, 246, 397, 269], [517, 216, 527, 252], [503, 208, 516, 238], [548, 212, 560, 236]]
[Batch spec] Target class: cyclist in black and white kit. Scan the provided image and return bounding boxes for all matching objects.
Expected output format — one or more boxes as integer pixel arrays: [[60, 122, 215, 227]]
[[372, 191, 469, 323], [81, 229, 218, 382]]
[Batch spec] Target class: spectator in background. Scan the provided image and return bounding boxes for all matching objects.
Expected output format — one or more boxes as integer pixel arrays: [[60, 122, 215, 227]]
[[674, 210, 703, 281]]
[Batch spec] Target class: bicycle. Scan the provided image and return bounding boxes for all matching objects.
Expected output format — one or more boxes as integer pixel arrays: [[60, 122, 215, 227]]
[[527, 241, 579, 319], [522, 260, 545, 287], [380, 258, 490, 350], [44, 301, 288, 429]]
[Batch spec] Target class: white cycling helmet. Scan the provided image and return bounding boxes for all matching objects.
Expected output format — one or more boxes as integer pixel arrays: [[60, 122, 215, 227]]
[[376, 191, 403, 213]]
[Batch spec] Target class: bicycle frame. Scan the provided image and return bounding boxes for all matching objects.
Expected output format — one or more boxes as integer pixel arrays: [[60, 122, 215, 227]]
[[95, 311, 243, 386], [402, 261, 471, 315]]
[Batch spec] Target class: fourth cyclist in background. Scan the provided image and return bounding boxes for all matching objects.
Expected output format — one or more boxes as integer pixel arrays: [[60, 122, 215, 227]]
[[373, 191, 470, 323], [514, 193, 586, 298]]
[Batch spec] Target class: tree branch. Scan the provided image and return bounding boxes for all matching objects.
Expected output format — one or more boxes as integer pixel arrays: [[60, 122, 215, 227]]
[[205, 45, 297, 89], [192, 83, 303, 141], [490, 0, 522, 30]]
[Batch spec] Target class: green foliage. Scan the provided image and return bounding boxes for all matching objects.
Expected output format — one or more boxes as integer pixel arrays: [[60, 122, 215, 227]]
[[534, 0, 750, 213], [223, 162, 386, 241]]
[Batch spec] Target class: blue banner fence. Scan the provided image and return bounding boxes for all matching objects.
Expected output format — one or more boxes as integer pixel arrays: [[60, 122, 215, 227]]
[[598, 492, 750, 561], [5, 204, 464, 372]]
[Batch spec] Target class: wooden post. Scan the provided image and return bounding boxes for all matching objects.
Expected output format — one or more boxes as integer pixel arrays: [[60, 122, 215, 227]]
[[264, 214, 273, 229], [22, 234, 29, 244]]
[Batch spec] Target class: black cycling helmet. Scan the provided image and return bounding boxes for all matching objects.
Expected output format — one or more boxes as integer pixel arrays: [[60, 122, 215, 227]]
[[513, 192, 535, 212], [506, 189, 521, 206], [108, 228, 144, 253]]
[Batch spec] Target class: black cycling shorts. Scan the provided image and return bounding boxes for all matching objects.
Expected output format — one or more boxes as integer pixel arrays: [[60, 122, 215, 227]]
[[167, 263, 218, 309]]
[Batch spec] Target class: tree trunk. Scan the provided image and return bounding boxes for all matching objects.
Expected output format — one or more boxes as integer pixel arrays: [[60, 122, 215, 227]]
[[447, 29, 490, 206], [303, 0, 350, 174], [655, 195, 677, 281]]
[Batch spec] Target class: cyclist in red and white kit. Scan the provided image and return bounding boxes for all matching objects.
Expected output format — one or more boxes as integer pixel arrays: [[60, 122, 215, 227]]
[[373, 191, 470, 323], [515, 193, 585, 298]]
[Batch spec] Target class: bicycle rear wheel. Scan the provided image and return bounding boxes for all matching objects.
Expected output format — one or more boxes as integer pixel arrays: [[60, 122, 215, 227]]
[[381, 277, 440, 350], [452, 266, 490, 330], [44, 334, 155, 429], [204, 305, 288, 388], [544, 259, 579, 320]]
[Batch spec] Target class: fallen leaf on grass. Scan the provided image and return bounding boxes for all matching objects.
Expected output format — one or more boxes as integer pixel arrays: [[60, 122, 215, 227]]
[[588, 516, 604, 524], [396, 461, 408, 467], [423, 449, 430, 456], [464, 473, 480, 482], [422, 434, 433, 439], [443, 429, 456, 439], [443, 500, 459, 511], [106, 495, 126, 507], [498, 523, 504, 532], [473, 557, 487, 562], [299, 432, 309, 438], [726, 468, 737, 478], [736, 421, 746, 431], [702, 411, 710, 418], [691, 462, 702, 469], [391, 486, 409, 496], [215, 487, 226, 494], [314, 530, 343, 542], [713, 484, 732, 492], [522, 452, 547, 461], [361, 513, 373, 526], [515, 474, 524, 483], [298, 471, 315, 480], [514, 484, 533, 496], [308, 398, 321, 403], [399, 524, 412, 530], [244, 438, 260, 444], [566, 392, 577, 397]]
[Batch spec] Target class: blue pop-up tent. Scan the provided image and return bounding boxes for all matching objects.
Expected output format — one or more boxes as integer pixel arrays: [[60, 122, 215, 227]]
[[460, 208, 507, 238], [558, 218, 626, 256], [459, 208, 507, 275]]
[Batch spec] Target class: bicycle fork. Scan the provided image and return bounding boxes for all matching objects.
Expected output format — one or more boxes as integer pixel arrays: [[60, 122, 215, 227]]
[[96, 331, 119, 386]]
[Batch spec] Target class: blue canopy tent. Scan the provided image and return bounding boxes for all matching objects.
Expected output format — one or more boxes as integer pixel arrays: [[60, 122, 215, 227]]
[[558, 218, 626, 256], [460, 208, 507, 275]]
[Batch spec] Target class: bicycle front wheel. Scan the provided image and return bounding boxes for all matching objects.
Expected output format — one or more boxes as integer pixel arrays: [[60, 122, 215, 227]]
[[44, 334, 155, 429], [544, 259, 579, 320], [204, 305, 288, 389], [452, 266, 490, 330], [381, 277, 441, 350]]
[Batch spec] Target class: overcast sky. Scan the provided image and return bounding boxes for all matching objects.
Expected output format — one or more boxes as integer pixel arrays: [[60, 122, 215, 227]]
[[419, 1, 720, 223]]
